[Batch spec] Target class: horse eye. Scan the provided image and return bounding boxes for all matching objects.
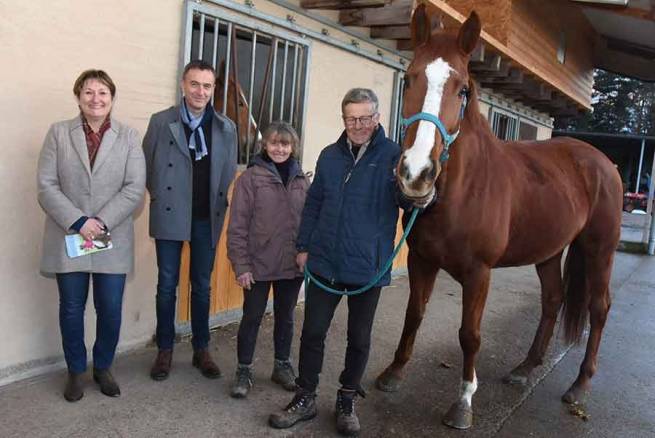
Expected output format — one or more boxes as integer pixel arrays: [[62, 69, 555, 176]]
[[459, 87, 469, 98]]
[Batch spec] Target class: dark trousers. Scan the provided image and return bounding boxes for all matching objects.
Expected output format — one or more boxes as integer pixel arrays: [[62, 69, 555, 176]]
[[155, 218, 216, 351], [297, 277, 382, 392], [237, 277, 303, 365], [56, 272, 126, 374]]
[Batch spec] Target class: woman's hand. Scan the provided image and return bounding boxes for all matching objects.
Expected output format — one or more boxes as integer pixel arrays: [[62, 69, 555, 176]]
[[237, 272, 255, 290], [296, 252, 308, 272], [80, 218, 105, 241]]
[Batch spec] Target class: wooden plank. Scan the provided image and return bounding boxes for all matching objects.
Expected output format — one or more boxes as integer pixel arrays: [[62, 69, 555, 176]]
[[370, 25, 411, 39], [470, 53, 502, 72], [339, 0, 412, 26], [396, 39, 413, 51], [300, 0, 390, 10], [579, 2, 655, 20]]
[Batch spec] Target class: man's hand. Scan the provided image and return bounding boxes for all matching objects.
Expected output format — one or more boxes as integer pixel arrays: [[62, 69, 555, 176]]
[[237, 272, 255, 290], [296, 252, 308, 272], [80, 218, 105, 241]]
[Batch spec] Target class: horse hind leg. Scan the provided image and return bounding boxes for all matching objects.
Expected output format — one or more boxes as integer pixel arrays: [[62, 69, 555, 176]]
[[562, 247, 614, 405], [504, 252, 564, 385], [376, 250, 439, 392]]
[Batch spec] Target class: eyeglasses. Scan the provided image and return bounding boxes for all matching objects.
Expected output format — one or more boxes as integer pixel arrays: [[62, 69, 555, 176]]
[[342, 113, 378, 127]]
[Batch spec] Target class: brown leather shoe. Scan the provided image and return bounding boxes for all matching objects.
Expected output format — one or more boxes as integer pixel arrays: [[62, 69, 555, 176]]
[[150, 349, 172, 381], [192, 349, 222, 379]]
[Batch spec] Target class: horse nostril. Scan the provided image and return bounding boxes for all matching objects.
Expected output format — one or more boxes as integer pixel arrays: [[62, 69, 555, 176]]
[[427, 164, 437, 180]]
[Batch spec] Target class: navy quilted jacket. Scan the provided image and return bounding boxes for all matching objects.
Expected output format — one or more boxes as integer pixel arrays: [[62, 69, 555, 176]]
[[297, 126, 409, 287]]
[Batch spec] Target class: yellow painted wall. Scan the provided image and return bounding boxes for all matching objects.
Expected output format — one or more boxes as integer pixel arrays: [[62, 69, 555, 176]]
[[0, 0, 402, 383]]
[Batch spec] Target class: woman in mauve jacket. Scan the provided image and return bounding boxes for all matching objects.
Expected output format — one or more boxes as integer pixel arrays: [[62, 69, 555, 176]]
[[227, 121, 309, 398]]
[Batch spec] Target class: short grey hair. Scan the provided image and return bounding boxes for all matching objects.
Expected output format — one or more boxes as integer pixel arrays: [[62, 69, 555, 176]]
[[341, 88, 379, 113]]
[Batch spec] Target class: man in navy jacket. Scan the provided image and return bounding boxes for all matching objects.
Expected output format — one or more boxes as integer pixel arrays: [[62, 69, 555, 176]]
[[269, 88, 412, 436]]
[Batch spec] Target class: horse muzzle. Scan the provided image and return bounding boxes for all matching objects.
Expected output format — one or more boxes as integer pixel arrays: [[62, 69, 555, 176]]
[[397, 155, 439, 202]]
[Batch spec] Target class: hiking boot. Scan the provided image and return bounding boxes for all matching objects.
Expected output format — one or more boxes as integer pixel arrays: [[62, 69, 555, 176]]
[[150, 349, 172, 381], [335, 388, 361, 436], [93, 368, 121, 397], [63, 371, 84, 402], [271, 359, 297, 391], [192, 349, 222, 379], [230, 365, 253, 399], [268, 388, 318, 429]]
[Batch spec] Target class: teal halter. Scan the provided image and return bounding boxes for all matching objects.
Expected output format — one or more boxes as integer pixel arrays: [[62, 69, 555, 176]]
[[400, 91, 468, 163]]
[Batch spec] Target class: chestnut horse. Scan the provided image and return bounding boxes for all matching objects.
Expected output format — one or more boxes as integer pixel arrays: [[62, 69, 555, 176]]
[[214, 61, 260, 161], [376, 5, 623, 430]]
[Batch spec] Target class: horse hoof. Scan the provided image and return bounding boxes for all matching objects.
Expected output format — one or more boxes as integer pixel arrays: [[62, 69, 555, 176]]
[[442, 401, 473, 430], [561, 385, 588, 405], [375, 371, 402, 392], [502, 372, 528, 385]]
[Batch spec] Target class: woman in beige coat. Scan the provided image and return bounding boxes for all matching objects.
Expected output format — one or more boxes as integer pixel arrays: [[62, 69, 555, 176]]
[[227, 121, 309, 398], [37, 69, 145, 402]]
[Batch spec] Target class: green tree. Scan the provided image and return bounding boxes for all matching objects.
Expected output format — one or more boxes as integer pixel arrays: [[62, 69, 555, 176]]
[[564, 70, 655, 135]]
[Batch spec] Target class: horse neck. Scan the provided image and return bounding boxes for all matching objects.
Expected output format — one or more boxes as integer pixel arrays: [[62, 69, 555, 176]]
[[441, 92, 502, 189]]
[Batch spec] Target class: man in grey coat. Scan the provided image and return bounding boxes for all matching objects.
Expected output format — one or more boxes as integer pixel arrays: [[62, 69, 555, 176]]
[[143, 60, 237, 381]]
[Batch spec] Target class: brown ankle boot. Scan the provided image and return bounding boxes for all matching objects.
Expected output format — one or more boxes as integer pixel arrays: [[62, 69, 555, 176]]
[[64, 371, 84, 402], [192, 349, 221, 379], [150, 349, 172, 381], [93, 368, 121, 397]]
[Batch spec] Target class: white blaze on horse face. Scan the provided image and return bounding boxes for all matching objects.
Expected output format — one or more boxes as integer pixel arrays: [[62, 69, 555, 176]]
[[403, 58, 452, 180], [458, 371, 478, 408]]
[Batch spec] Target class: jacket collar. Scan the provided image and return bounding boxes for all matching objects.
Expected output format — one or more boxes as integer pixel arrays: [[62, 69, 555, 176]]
[[69, 115, 119, 177], [336, 125, 386, 156], [251, 154, 304, 181]]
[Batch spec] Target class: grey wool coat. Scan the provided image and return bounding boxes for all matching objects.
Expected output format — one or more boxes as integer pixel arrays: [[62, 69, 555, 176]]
[[37, 116, 146, 274], [142, 106, 237, 247]]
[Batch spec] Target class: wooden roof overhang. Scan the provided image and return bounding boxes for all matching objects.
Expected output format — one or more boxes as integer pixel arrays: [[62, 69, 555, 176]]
[[300, 0, 586, 118]]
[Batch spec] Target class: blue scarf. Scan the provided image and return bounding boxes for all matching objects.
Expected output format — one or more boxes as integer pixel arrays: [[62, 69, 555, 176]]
[[180, 100, 211, 161]]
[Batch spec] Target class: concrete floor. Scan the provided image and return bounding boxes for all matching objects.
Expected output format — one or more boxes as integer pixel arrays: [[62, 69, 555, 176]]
[[1, 250, 653, 438]]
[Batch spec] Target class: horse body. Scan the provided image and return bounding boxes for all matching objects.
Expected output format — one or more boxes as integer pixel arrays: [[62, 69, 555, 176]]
[[378, 5, 622, 430]]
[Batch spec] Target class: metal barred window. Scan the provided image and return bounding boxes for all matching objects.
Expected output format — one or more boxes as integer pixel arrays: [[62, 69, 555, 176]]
[[490, 108, 519, 141], [182, 1, 311, 165]]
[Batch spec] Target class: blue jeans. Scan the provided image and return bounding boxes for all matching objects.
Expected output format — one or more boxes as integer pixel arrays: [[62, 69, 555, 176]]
[[56, 272, 126, 374], [155, 218, 216, 351]]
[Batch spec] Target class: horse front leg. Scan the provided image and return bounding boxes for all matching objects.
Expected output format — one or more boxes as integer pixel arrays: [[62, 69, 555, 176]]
[[376, 250, 439, 392], [504, 252, 564, 384], [443, 266, 491, 430]]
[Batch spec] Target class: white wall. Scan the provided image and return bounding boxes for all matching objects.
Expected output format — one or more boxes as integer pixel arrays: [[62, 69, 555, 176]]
[[0, 0, 400, 384]]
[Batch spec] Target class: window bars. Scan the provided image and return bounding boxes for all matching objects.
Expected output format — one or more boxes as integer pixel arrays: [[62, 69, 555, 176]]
[[184, 6, 310, 165]]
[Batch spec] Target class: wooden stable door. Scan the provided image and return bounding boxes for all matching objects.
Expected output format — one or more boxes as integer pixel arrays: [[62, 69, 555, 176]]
[[176, 179, 243, 323]]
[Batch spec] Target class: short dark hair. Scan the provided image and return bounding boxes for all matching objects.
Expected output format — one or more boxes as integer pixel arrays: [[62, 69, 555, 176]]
[[73, 69, 116, 98], [182, 60, 217, 80], [341, 88, 379, 113]]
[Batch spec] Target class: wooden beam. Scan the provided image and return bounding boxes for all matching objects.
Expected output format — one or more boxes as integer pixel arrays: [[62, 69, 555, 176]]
[[480, 67, 524, 86], [396, 39, 413, 51], [578, 2, 655, 20], [339, 0, 412, 26], [472, 59, 511, 81], [300, 0, 390, 10], [470, 53, 502, 72], [370, 25, 411, 40]]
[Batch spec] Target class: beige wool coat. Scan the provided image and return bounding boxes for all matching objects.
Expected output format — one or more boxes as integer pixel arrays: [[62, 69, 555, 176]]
[[37, 116, 146, 274]]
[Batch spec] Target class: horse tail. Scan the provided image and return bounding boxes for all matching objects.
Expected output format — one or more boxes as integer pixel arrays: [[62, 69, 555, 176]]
[[561, 238, 589, 345]]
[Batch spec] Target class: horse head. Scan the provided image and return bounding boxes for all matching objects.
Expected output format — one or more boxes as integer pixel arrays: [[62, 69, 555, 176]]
[[397, 5, 481, 204], [214, 61, 261, 158]]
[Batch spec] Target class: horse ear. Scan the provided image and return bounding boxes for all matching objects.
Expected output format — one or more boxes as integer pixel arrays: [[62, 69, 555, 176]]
[[457, 11, 481, 56], [411, 4, 432, 48]]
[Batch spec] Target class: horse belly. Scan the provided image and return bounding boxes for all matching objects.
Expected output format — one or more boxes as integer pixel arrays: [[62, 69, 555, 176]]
[[496, 214, 583, 267]]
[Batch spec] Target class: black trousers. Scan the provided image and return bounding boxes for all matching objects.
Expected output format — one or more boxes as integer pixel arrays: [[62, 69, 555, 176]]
[[237, 277, 303, 365], [297, 277, 382, 392]]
